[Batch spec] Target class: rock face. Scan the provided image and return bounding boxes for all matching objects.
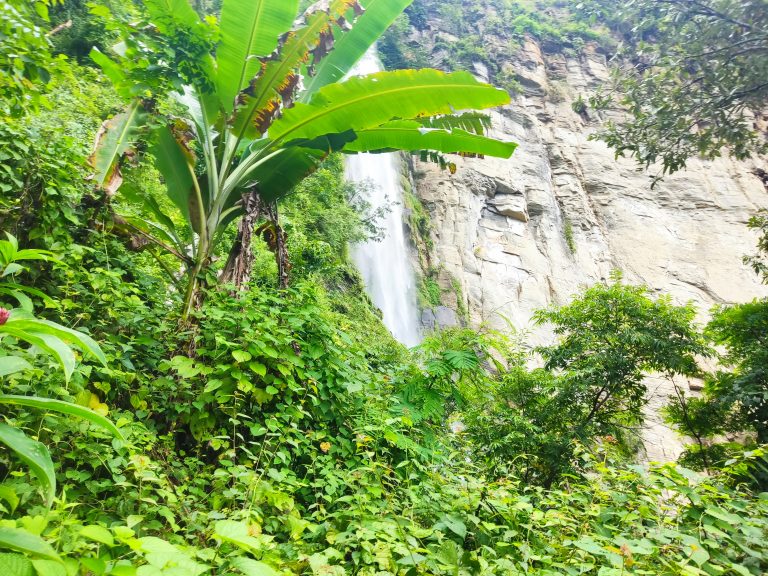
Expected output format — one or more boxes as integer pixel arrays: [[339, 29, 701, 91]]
[[421, 306, 459, 330], [410, 39, 768, 461]]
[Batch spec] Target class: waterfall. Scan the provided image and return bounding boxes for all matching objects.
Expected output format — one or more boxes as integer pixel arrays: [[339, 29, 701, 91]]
[[346, 50, 422, 347]]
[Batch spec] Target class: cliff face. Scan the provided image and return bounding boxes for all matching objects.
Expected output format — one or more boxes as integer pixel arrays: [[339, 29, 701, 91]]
[[407, 37, 768, 460]]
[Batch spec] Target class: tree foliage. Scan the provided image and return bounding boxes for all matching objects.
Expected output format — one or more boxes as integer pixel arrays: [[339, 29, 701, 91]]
[[745, 210, 768, 283], [0, 0, 60, 118], [707, 300, 768, 443], [462, 275, 709, 485], [586, 0, 768, 176], [664, 299, 768, 487], [534, 273, 707, 432]]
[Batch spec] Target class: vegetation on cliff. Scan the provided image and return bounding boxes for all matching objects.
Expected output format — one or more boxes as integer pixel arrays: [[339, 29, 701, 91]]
[[382, 0, 768, 181]]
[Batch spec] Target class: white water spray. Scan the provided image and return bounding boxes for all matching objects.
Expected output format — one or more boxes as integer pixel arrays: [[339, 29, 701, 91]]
[[346, 50, 422, 347]]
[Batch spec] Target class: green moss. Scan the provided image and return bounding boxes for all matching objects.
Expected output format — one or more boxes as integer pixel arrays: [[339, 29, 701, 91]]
[[496, 69, 524, 96], [547, 81, 568, 104], [402, 182, 433, 251], [418, 276, 443, 308], [378, 13, 431, 70], [564, 218, 576, 253], [451, 277, 469, 324]]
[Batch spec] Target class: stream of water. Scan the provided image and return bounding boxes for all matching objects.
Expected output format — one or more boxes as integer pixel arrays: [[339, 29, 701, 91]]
[[346, 50, 422, 347]]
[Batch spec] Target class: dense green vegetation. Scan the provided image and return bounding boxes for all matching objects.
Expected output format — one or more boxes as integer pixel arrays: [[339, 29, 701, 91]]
[[0, 0, 767, 575]]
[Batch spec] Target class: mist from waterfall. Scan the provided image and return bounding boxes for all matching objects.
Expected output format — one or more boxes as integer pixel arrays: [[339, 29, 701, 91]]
[[346, 50, 422, 347]]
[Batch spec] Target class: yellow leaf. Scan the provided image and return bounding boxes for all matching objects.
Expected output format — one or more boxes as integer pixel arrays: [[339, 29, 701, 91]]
[[88, 393, 109, 416]]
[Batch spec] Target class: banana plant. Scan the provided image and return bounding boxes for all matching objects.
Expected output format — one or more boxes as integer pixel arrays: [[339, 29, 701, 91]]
[[0, 234, 123, 506], [89, 0, 518, 319]]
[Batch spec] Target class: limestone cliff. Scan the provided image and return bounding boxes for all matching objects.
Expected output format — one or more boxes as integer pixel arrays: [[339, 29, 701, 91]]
[[403, 36, 768, 460]]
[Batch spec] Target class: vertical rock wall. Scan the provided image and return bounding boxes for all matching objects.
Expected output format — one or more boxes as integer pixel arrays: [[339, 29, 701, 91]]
[[411, 39, 768, 460]]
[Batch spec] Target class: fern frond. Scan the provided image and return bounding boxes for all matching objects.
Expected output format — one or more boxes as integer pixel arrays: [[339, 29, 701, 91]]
[[443, 349, 479, 371], [421, 388, 445, 420], [425, 358, 452, 378], [401, 379, 424, 402]]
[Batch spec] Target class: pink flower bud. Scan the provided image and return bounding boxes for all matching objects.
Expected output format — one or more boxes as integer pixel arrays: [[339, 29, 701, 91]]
[[0, 308, 9, 325]]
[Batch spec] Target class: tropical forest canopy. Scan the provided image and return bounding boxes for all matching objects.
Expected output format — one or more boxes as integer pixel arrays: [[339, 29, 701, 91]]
[[0, 1, 767, 575]]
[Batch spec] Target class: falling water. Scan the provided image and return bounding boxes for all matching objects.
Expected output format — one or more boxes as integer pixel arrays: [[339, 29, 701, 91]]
[[346, 50, 422, 347]]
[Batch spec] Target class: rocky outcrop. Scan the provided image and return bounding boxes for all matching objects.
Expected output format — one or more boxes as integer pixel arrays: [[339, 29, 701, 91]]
[[421, 306, 459, 330], [410, 37, 768, 461]]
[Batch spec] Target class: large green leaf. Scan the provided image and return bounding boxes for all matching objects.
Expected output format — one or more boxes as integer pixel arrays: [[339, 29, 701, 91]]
[[78, 525, 115, 547], [150, 125, 197, 227], [231, 0, 357, 140], [303, 0, 414, 97], [216, 0, 299, 113], [138, 537, 208, 576], [30, 559, 66, 576], [0, 486, 19, 513], [270, 68, 511, 143], [0, 424, 55, 505], [0, 356, 32, 378], [0, 396, 125, 441], [0, 312, 106, 381], [213, 520, 263, 553], [120, 215, 186, 260], [421, 112, 493, 135], [0, 236, 57, 289], [118, 184, 186, 255], [89, 102, 145, 194], [0, 553, 33, 576], [5, 317, 106, 365], [0, 326, 75, 382], [0, 234, 18, 267], [343, 120, 517, 157], [89, 47, 125, 86], [228, 557, 277, 576], [120, 184, 178, 234], [0, 529, 60, 562], [0, 283, 56, 308], [250, 147, 326, 203], [6, 252, 56, 264]]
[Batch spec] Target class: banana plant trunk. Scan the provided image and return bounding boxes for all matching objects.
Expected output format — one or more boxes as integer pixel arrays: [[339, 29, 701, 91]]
[[264, 202, 290, 290], [220, 195, 290, 291], [221, 189, 264, 289], [181, 258, 206, 322]]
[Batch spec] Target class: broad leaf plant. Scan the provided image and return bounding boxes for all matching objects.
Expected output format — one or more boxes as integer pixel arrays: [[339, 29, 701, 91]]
[[89, 0, 518, 318], [0, 234, 123, 506]]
